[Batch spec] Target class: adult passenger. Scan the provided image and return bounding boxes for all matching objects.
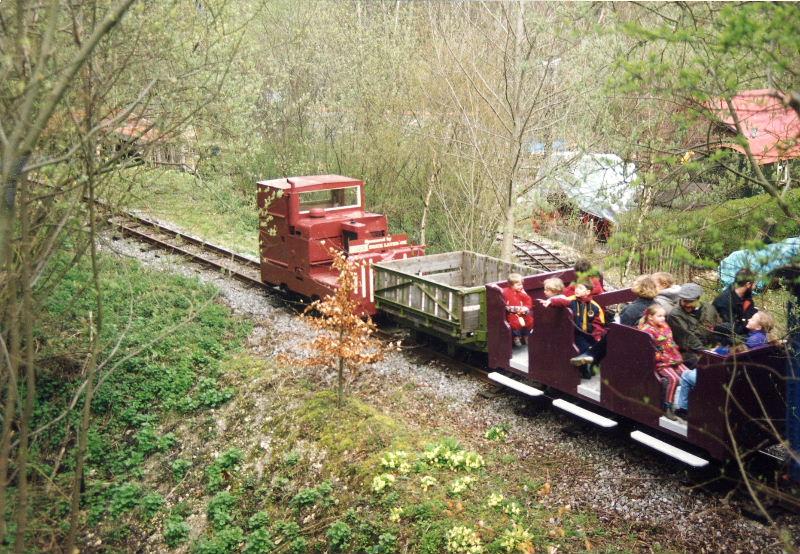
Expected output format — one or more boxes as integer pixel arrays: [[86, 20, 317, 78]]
[[619, 275, 658, 326], [712, 268, 758, 338], [668, 283, 717, 418], [652, 272, 681, 314]]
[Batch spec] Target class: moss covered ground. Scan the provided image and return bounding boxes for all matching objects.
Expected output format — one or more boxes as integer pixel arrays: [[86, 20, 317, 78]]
[[126, 169, 259, 256]]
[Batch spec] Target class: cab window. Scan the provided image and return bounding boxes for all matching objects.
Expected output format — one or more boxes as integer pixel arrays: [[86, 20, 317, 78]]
[[299, 186, 360, 212]]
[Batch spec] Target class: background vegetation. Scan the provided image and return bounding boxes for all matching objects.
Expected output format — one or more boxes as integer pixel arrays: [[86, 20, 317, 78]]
[[1, 0, 798, 550]]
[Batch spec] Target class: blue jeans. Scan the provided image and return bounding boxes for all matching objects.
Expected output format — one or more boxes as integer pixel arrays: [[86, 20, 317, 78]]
[[676, 369, 696, 410]]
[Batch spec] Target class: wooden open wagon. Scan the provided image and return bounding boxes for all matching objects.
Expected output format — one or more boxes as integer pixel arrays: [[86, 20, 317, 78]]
[[373, 251, 535, 351]]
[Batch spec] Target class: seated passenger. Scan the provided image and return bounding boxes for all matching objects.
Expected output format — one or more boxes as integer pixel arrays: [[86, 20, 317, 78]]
[[638, 305, 689, 421], [745, 310, 777, 349], [541, 283, 606, 380], [668, 283, 718, 419], [652, 272, 681, 314], [712, 268, 758, 339], [542, 277, 566, 299], [563, 258, 605, 296], [502, 272, 533, 347], [619, 275, 658, 326]]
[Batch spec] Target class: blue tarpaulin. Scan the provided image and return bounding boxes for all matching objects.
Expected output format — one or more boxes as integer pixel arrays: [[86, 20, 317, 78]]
[[719, 237, 800, 287]]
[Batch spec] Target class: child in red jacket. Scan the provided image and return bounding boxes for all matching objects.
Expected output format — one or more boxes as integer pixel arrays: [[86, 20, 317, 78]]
[[502, 273, 533, 347], [638, 304, 687, 421]]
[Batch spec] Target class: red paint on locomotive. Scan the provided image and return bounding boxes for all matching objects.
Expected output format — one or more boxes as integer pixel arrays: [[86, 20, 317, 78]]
[[257, 175, 425, 315]]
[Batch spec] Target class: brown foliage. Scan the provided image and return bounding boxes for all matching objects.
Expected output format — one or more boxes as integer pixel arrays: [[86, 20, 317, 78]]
[[282, 247, 391, 404]]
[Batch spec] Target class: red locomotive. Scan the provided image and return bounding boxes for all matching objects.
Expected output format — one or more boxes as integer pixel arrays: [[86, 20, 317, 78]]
[[257, 175, 425, 315]]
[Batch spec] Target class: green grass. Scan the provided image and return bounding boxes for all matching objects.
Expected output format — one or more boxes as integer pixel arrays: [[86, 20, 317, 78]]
[[125, 168, 259, 255], [8, 252, 250, 550]]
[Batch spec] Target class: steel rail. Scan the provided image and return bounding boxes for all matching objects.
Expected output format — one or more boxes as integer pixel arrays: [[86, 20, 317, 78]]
[[512, 235, 572, 272], [110, 214, 266, 290]]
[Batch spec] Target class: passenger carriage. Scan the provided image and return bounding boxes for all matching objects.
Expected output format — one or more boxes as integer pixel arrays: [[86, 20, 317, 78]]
[[485, 276, 788, 466]]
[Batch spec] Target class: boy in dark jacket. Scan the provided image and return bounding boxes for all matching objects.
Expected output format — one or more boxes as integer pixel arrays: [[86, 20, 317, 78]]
[[541, 283, 606, 379]]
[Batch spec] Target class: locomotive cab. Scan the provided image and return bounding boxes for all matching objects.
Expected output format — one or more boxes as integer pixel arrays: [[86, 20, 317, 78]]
[[257, 175, 424, 315]]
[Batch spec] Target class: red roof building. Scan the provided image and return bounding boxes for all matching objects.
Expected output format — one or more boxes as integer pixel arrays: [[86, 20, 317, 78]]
[[710, 89, 800, 164]]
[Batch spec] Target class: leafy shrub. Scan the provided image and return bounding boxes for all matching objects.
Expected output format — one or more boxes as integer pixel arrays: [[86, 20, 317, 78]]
[[327, 521, 352, 552], [109, 483, 141, 517], [164, 514, 191, 548], [247, 511, 270, 530], [244, 528, 275, 553], [207, 492, 238, 530], [141, 493, 165, 519], [177, 377, 235, 412], [366, 533, 398, 554], [206, 448, 244, 492], [288, 536, 308, 554], [192, 526, 245, 554], [289, 480, 334, 510], [136, 425, 178, 455], [172, 458, 192, 481], [273, 520, 301, 541]]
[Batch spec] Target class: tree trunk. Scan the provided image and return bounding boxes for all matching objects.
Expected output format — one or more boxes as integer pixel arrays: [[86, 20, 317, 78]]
[[420, 154, 438, 247], [500, 179, 515, 261], [337, 326, 345, 406]]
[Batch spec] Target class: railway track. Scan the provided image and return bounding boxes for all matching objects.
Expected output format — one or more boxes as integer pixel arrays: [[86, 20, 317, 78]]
[[512, 235, 573, 272], [109, 211, 497, 385], [109, 213, 266, 290]]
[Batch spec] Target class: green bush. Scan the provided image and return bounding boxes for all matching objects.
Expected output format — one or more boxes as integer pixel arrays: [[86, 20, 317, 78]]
[[192, 526, 245, 554], [288, 536, 308, 554], [164, 514, 191, 548], [611, 188, 800, 266], [247, 511, 270, 530], [206, 448, 244, 492], [172, 458, 192, 481], [141, 493, 165, 519], [243, 528, 275, 553], [289, 480, 334, 511], [207, 492, 239, 531], [366, 533, 398, 554], [326, 521, 352, 552]]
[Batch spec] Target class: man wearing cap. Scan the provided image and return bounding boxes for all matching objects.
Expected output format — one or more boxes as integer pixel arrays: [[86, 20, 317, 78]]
[[667, 282, 719, 417]]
